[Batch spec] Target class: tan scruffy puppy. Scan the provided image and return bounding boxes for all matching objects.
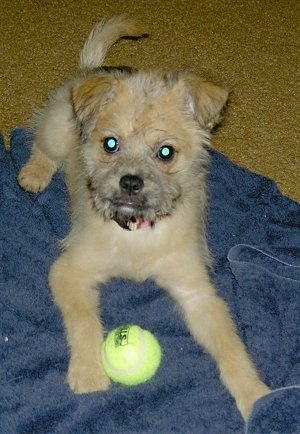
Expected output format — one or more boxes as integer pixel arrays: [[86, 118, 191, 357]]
[[18, 15, 270, 420]]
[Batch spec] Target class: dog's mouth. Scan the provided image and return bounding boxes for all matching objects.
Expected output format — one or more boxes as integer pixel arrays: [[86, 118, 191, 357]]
[[108, 199, 169, 231], [119, 215, 155, 231]]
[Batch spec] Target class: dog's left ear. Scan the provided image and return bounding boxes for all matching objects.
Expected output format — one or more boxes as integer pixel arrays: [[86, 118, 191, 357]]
[[175, 74, 229, 131]]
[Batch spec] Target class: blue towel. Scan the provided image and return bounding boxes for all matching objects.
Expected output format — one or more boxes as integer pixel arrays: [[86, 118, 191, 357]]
[[0, 128, 299, 433]]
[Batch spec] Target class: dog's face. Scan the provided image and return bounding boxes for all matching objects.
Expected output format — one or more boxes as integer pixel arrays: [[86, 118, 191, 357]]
[[72, 70, 228, 230]]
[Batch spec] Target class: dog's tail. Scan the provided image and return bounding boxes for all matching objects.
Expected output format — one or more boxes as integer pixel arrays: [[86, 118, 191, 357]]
[[79, 15, 147, 70]]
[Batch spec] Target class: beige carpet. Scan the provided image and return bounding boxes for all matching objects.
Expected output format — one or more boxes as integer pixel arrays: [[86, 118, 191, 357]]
[[0, 0, 299, 201]]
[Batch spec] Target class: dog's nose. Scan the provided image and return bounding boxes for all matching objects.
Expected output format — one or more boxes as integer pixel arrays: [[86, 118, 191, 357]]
[[119, 175, 144, 196]]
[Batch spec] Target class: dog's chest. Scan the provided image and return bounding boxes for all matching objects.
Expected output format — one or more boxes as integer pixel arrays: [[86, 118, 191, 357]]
[[97, 222, 172, 281]]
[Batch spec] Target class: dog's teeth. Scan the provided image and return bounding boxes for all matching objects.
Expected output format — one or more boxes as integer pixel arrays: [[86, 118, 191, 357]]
[[128, 221, 139, 231], [127, 218, 155, 231]]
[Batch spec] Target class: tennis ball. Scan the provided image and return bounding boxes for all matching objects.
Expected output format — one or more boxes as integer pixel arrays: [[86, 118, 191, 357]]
[[101, 324, 162, 386]]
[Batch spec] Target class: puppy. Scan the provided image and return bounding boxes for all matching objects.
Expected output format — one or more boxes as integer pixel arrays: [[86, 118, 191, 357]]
[[18, 15, 270, 420]]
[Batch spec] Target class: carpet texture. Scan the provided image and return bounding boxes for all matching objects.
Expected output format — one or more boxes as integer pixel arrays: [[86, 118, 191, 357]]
[[0, 0, 299, 201], [0, 129, 299, 433]]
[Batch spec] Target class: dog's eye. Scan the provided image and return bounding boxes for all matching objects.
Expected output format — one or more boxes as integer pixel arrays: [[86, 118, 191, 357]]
[[103, 137, 119, 153], [157, 145, 174, 161]]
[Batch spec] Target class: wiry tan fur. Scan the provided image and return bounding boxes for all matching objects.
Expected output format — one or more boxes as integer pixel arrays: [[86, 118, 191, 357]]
[[18, 15, 270, 421]]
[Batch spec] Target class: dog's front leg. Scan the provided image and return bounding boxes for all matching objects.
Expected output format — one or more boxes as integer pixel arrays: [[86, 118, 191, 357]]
[[49, 252, 110, 393], [156, 264, 270, 421]]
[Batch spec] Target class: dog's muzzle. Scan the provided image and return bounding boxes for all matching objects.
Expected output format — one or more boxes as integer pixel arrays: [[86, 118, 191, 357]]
[[111, 174, 154, 230]]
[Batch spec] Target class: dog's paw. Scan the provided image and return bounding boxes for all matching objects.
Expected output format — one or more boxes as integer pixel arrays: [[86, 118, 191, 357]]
[[67, 363, 111, 394], [18, 164, 52, 193], [237, 383, 271, 420]]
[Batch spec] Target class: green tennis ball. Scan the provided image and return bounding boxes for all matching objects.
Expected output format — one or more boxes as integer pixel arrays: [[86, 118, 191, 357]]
[[101, 324, 162, 386]]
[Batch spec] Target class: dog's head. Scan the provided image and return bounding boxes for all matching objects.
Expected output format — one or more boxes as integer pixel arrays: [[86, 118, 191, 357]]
[[72, 69, 228, 230]]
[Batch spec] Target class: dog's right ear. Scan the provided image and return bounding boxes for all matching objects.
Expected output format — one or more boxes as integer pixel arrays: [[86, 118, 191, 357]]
[[72, 76, 115, 124]]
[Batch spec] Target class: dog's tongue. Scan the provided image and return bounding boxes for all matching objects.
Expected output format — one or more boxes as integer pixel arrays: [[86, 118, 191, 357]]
[[127, 216, 154, 231]]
